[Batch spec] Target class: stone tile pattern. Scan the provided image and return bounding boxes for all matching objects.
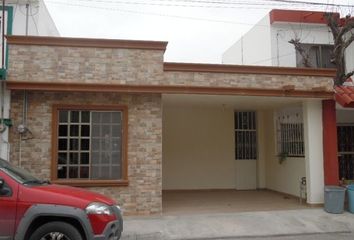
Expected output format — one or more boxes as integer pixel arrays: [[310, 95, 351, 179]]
[[7, 45, 333, 90], [10, 91, 162, 215], [7, 44, 333, 216]]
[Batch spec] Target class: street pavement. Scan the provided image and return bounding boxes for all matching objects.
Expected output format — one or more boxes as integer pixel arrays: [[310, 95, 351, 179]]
[[213, 232, 354, 240], [121, 209, 354, 240]]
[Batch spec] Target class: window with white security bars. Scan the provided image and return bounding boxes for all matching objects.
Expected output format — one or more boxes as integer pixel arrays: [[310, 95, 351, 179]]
[[279, 123, 304, 157]]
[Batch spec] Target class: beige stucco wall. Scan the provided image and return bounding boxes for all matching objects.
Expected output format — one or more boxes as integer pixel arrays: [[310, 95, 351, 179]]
[[7, 44, 333, 91], [10, 91, 162, 215], [162, 106, 235, 190], [263, 110, 306, 197]]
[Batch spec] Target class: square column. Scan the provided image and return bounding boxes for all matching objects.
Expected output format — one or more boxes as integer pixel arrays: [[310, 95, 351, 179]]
[[303, 100, 325, 204], [322, 100, 339, 185]]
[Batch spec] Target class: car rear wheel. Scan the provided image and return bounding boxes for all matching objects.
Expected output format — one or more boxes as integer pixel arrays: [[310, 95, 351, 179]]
[[29, 221, 83, 240]]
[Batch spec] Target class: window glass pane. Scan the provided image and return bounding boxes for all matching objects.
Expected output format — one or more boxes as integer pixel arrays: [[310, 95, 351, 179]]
[[81, 139, 90, 151], [111, 165, 121, 180], [81, 152, 89, 164], [57, 166, 67, 179], [102, 112, 111, 123], [70, 111, 79, 123], [101, 166, 110, 179], [92, 125, 100, 137], [102, 139, 111, 152], [112, 112, 121, 123], [92, 112, 100, 123], [69, 152, 79, 164], [58, 153, 67, 164], [80, 167, 89, 178], [101, 152, 110, 164], [81, 125, 90, 137], [102, 125, 110, 137], [92, 138, 100, 151], [59, 125, 68, 137], [69, 167, 78, 178], [59, 111, 68, 123], [58, 139, 68, 151], [112, 138, 121, 152], [70, 125, 79, 137], [91, 152, 100, 165], [112, 125, 121, 137], [91, 165, 100, 179], [112, 151, 121, 163], [81, 111, 90, 123], [70, 139, 79, 150]]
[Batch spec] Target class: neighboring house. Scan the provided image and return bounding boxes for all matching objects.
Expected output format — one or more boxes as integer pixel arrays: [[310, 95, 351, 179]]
[[223, 9, 354, 188], [0, 0, 59, 160], [222, 9, 336, 68], [5, 35, 338, 215]]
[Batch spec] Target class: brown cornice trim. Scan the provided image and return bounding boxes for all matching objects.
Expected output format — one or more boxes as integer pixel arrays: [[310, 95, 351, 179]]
[[7, 81, 334, 98], [164, 62, 336, 77], [6, 35, 168, 51]]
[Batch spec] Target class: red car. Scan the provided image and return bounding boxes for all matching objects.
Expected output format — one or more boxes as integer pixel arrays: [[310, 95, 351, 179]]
[[0, 158, 123, 240]]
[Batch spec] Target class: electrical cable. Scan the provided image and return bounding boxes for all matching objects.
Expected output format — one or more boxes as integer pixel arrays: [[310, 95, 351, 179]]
[[46, 0, 341, 31]]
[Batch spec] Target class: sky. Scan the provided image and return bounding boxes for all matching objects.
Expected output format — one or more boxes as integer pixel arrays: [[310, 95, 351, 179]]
[[43, 0, 354, 63]]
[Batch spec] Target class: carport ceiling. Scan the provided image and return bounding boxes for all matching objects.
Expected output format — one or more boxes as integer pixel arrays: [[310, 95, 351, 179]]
[[162, 94, 304, 110]]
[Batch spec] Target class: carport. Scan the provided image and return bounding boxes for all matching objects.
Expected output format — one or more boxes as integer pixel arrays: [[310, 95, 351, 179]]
[[162, 94, 317, 214]]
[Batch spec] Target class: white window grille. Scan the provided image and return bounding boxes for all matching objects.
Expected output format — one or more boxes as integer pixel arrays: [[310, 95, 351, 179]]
[[235, 111, 257, 160], [279, 123, 304, 157], [276, 108, 304, 157]]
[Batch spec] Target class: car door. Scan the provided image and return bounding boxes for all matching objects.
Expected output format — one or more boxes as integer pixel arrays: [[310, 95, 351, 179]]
[[0, 170, 18, 240]]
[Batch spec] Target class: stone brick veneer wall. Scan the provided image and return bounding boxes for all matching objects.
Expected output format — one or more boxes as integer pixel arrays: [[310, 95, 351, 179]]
[[6, 41, 335, 216], [10, 91, 162, 215], [7, 45, 333, 91]]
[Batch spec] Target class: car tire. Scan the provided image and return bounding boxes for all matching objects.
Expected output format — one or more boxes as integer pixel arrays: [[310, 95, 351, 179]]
[[29, 221, 83, 240]]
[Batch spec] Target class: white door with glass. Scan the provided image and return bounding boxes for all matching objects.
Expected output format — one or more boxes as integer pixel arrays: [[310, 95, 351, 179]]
[[235, 111, 257, 190]]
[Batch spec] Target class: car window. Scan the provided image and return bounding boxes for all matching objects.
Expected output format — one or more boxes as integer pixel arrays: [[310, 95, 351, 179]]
[[0, 159, 40, 185]]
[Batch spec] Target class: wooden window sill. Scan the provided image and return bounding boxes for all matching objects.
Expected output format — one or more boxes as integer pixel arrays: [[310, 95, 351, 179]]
[[51, 179, 129, 187]]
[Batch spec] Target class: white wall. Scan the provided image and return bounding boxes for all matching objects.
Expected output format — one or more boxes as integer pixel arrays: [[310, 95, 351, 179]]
[[303, 100, 324, 204], [264, 110, 306, 197], [337, 108, 354, 124], [0, 0, 59, 161], [223, 10, 333, 67], [163, 102, 308, 196], [270, 23, 333, 67], [222, 15, 272, 66], [162, 106, 235, 190], [345, 30, 354, 75], [10, 0, 59, 36]]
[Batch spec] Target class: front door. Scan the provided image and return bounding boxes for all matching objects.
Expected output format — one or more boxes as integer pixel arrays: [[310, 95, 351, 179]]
[[337, 125, 354, 181], [234, 111, 257, 190], [0, 171, 18, 239]]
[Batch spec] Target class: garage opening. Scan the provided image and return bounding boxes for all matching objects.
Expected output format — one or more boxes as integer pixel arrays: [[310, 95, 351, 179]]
[[162, 94, 311, 215]]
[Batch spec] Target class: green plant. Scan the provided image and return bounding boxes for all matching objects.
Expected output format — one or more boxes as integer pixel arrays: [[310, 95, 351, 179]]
[[277, 152, 288, 164]]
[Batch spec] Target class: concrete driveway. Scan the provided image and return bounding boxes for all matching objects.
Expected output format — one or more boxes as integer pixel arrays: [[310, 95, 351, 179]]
[[121, 209, 354, 240]]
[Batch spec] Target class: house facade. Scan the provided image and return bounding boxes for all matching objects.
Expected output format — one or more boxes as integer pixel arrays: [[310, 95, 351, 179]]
[[223, 9, 354, 187], [222, 9, 336, 68], [5, 35, 338, 215], [0, 0, 59, 161]]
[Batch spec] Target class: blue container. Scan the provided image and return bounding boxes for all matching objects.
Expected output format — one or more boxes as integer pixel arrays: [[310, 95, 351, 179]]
[[348, 185, 354, 213], [324, 186, 346, 214]]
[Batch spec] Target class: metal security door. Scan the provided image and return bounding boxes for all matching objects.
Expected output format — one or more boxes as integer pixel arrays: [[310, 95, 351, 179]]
[[235, 111, 257, 190], [337, 125, 354, 181]]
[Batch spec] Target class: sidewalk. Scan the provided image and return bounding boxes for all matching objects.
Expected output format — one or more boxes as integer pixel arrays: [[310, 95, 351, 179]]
[[121, 209, 354, 240]]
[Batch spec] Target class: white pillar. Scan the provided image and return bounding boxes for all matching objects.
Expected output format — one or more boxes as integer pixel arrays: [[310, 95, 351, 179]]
[[303, 100, 324, 204]]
